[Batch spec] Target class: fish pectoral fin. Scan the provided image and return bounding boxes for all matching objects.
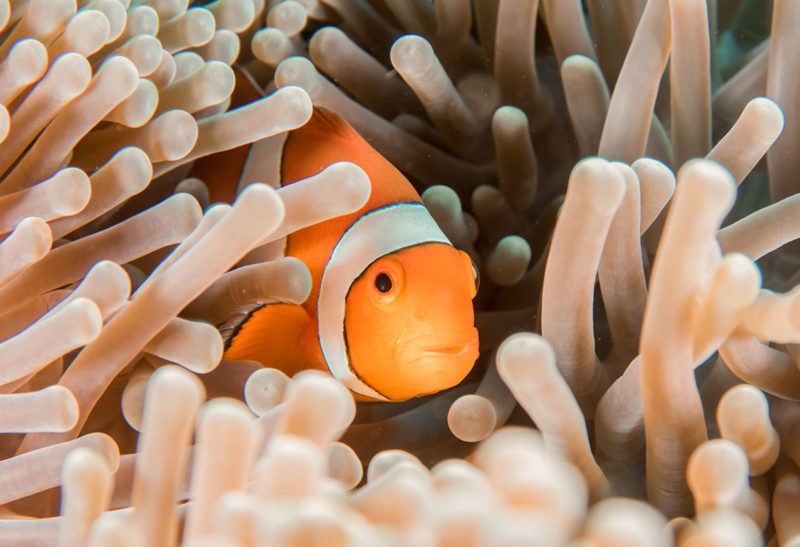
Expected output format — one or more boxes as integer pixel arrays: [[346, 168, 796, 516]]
[[221, 303, 314, 376]]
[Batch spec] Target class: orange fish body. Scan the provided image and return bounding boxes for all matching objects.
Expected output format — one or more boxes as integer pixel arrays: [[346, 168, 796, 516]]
[[224, 108, 478, 401]]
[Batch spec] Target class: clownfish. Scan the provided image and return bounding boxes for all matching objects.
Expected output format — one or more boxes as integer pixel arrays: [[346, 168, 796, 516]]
[[221, 107, 479, 401]]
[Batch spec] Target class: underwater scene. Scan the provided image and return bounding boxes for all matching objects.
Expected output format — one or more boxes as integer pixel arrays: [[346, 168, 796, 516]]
[[0, 0, 796, 544]]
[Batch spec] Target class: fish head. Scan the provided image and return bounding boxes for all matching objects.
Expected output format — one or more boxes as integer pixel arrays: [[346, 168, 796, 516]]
[[344, 242, 479, 401]]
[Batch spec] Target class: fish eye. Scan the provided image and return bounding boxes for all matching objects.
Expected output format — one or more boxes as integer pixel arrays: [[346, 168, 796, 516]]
[[367, 259, 403, 302], [375, 272, 393, 293], [458, 250, 479, 299], [471, 259, 480, 293]]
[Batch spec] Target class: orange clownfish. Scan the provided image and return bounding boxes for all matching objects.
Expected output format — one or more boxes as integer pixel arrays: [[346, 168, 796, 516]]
[[222, 107, 479, 401]]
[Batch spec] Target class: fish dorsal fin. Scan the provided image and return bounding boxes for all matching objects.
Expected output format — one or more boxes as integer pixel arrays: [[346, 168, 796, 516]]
[[299, 107, 362, 142], [222, 303, 316, 377], [280, 106, 420, 206]]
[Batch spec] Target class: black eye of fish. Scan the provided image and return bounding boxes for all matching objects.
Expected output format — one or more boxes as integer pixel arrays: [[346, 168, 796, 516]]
[[375, 272, 393, 293]]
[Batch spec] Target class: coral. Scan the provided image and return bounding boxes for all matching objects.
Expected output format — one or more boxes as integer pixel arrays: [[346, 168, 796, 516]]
[[0, 0, 797, 545]]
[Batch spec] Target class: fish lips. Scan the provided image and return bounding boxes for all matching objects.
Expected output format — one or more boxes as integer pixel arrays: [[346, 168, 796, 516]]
[[398, 328, 480, 366]]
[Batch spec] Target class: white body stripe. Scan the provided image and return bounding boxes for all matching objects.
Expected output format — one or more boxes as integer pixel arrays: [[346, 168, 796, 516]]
[[317, 202, 451, 400]]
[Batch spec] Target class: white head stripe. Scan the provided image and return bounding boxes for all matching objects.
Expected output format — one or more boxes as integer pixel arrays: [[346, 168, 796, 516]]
[[317, 202, 451, 400]]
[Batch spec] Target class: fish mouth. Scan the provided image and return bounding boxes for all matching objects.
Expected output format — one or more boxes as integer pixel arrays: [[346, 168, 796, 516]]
[[425, 343, 473, 356], [399, 328, 480, 363]]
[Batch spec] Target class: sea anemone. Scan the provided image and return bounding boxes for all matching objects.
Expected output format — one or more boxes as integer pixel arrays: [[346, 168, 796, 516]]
[[0, 0, 797, 545]]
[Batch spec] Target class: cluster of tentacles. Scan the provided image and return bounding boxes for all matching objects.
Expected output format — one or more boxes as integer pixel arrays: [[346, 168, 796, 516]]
[[0, 0, 798, 545]]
